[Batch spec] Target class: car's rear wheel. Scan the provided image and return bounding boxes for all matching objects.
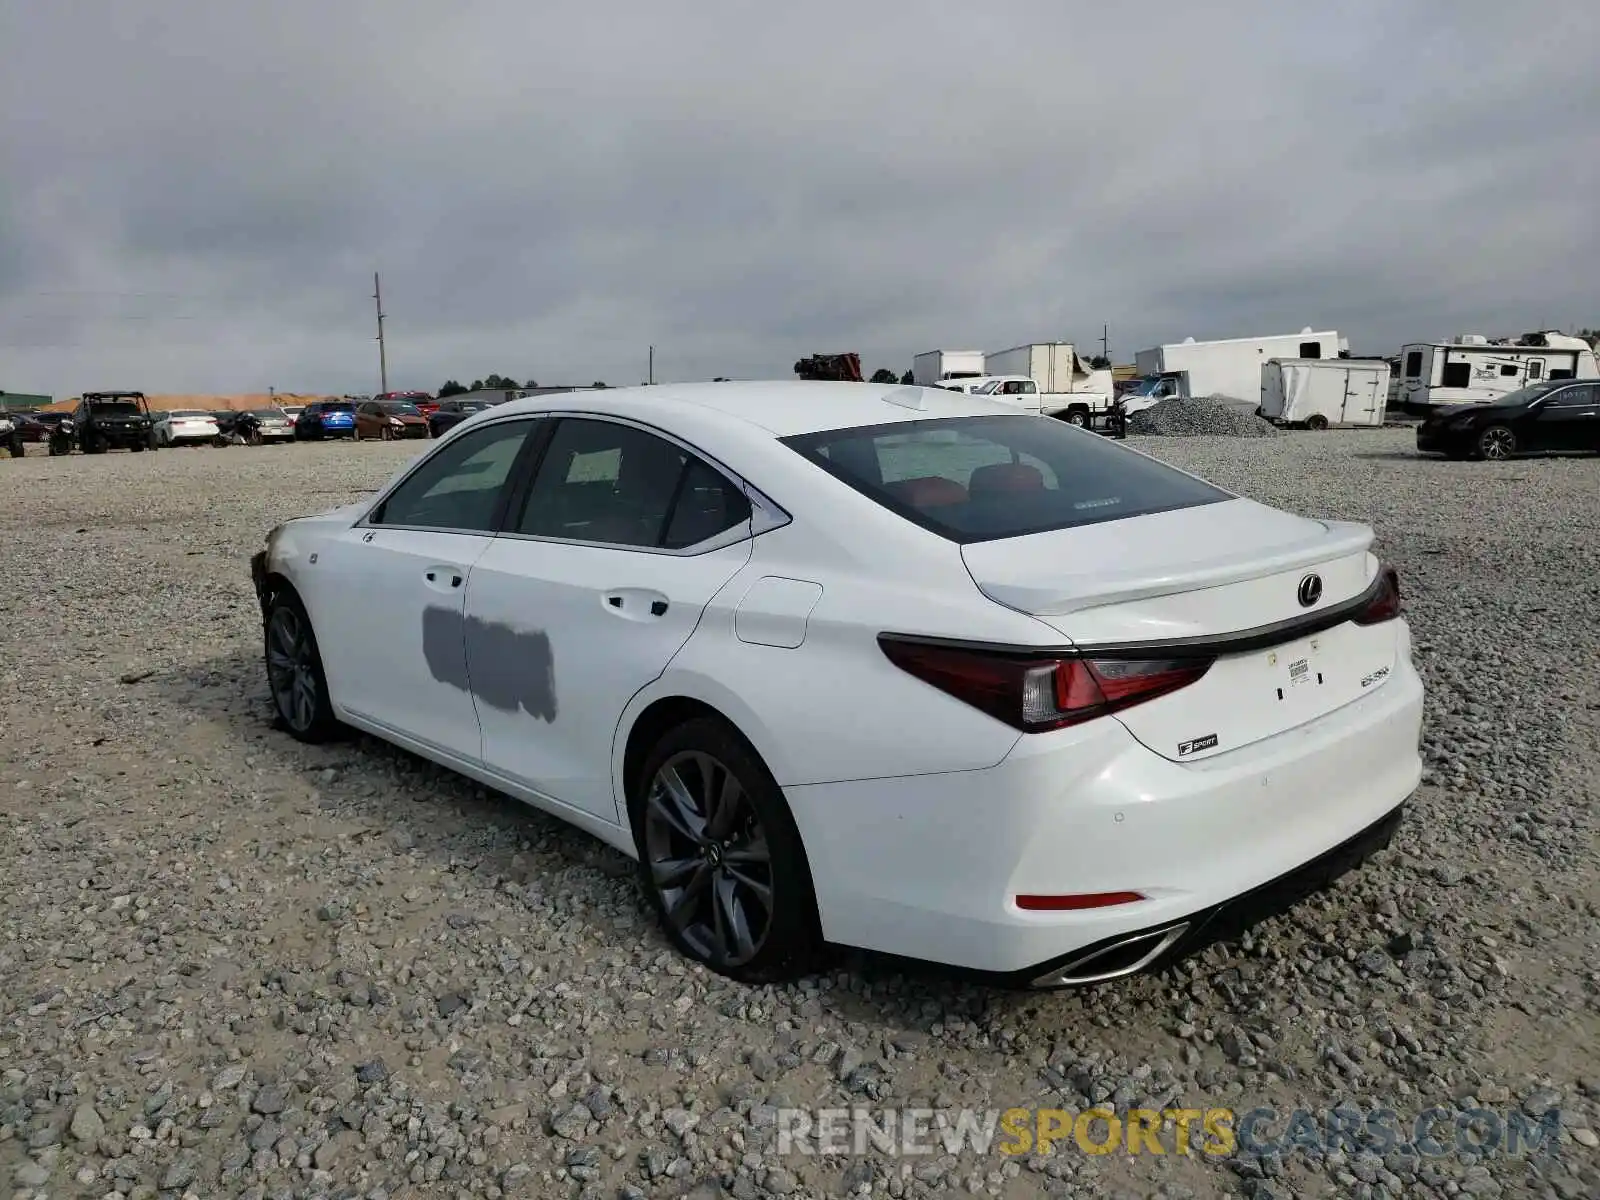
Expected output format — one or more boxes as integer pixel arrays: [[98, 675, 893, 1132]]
[[1477, 425, 1516, 461], [632, 718, 821, 984], [1063, 409, 1089, 427], [264, 592, 340, 743], [1305, 414, 1330, 431]]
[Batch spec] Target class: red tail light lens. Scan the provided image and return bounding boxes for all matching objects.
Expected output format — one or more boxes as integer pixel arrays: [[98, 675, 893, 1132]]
[[1352, 564, 1402, 625], [878, 637, 1213, 733]]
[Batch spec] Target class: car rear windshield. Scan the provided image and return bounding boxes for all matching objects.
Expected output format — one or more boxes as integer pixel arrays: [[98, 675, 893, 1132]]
[[780, 414, 1231, 543], [323, 402, 354, 413]]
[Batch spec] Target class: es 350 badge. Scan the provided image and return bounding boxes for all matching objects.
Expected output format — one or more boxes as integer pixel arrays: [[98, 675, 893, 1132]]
[[1361, 666, 1391, 688]]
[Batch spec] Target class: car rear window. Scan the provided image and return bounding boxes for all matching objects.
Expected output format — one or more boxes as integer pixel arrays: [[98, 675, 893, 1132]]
[[781, 414, 1230, 543], [324, 402, 354, 413]]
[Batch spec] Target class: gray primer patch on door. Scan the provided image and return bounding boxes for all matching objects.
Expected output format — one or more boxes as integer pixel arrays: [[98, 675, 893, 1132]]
[[422, 605, 558, 723]]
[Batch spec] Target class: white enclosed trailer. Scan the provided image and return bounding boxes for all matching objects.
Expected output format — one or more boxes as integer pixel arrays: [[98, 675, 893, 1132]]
[[1395, 333, 1599, 409], [1134, 328, 1345, 403], [982, 343, 1114, 397], [912, 350, 985, 386], [1259, 359, 1390, 429]]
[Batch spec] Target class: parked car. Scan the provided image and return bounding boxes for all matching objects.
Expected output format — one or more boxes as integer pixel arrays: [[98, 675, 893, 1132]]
[[154, 409, 223, 447], [355, 399, 430, 440], [427, 398, 492, 438], [7, 411, 57, 444], [375, 390, 439, 419], [250, 382, 1423, 988], [57, 392, 156, 454], [293, 401, 358, 440], [1415, 380, 1600, 460], [280, 405, 305, 424], [246, 408, 296, 443]]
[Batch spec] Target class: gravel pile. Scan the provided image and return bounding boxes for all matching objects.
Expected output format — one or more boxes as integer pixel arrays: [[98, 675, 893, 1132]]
[[2, 434, 1598, 1200], [1128, 394, 1280, 438]]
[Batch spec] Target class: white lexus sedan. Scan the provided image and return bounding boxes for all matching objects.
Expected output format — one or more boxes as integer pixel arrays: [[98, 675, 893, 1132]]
[[154, 409, 221, 447], [250, 382, 1423, 987]]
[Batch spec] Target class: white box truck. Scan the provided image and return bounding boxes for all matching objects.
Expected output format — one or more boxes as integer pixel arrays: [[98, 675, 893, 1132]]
[[982, 343, 1115, 397], [1259, 358, 1390, 429], [1134, 328, 1346, 404], [912, 350, 985, 386]]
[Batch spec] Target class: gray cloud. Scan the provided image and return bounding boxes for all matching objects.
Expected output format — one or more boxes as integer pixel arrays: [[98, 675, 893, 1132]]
[[2, 0, 1594, 397]]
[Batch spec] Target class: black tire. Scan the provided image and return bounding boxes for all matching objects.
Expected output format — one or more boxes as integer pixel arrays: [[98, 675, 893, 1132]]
[[630, 717, 822, 984], [1305, 414, 1330, 432], [1477, 425, 1516, 461], [6, 436, 22, 459], [1064, 409, 1089, 427], [263, 590, 341, 743]]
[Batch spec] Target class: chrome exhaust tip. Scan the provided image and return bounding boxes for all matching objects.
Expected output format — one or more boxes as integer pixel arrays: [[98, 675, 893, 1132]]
[[1030, 922, 1190, 988]]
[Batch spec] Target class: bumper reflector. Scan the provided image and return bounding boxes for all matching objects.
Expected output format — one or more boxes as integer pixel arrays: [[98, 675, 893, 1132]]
[[1015, 890, 1145, 912]]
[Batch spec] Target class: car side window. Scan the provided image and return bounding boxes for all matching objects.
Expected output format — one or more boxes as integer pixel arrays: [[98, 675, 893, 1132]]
[[515, 418, 750, 549], [1545, 385, 1594, 408], [370, 419, 535, 532]]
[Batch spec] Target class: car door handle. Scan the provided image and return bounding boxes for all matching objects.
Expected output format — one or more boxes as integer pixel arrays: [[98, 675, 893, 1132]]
[[603, 590, 670, 619], [424, 567, 465, 590]]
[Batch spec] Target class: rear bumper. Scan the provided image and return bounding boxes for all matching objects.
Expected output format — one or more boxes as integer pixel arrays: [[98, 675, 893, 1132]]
[[785, 645, 1424, 981]]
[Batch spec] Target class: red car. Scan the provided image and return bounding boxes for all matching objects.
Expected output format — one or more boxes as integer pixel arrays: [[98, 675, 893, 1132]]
[[374, 390, 438, 418]]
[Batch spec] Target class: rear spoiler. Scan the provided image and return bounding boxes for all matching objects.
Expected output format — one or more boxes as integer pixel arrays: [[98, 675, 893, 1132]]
[[973, 520, 1375, 616]]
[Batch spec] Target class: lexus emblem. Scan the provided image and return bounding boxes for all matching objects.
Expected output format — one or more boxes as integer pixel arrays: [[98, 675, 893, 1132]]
[[1297, 573, 1323, 608]]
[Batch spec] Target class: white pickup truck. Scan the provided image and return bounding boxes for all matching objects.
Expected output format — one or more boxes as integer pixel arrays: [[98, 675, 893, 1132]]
[[950, 375, 1124, 435]]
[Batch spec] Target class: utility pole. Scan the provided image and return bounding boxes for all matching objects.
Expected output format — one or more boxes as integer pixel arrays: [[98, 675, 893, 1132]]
[[1100, 323, 1110, 365], [373, 272, 388, 394], [648, 345, 654, 386]]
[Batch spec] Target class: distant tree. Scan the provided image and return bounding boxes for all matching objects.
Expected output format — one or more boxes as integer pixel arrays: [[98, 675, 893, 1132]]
[[591, 381, 608, 389], [1088, 355, 1111, 369], [480, 373, 519, 390], [712, 377, 730, 382], [437, 379, 467, 398], [469, 379, 484, 392], [899, 370, 914, 385], [869, 368, 898, 384], [523, 378, 539, 389]]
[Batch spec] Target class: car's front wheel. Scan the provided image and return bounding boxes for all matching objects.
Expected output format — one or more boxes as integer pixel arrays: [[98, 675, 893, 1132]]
[[632, 718, 821, 984], [1477, 425, 1516, 461], [264, 591, 341, 743]]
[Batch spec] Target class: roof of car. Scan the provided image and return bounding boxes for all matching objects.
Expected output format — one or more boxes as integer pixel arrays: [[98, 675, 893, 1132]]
[[491, 381, 1002, 438]]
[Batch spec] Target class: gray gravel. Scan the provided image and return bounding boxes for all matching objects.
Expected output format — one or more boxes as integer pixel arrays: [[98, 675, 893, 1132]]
[[2, 432, 1599, 1200], [1128, 395, 1280, 437]]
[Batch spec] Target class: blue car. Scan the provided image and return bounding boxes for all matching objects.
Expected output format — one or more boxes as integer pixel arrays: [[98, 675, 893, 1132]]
[[294, 400, 357, 440]]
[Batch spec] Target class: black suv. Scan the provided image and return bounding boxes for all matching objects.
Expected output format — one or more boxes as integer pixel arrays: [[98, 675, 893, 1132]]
[[52, 392, 156, 454]]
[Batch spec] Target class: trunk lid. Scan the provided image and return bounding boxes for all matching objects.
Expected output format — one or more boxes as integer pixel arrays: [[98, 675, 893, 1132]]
[[960, 498, 1398, 762]]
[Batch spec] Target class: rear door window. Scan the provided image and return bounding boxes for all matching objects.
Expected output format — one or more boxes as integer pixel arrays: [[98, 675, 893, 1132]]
[[783, 414, 1230, 543]]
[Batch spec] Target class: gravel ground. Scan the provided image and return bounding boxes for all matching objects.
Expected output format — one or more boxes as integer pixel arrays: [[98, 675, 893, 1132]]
[[1127, 396, 1280, 438], [2, 432, 1598, 1200]]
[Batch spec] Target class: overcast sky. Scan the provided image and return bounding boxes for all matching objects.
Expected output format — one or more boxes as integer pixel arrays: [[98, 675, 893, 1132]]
[[2, 0, 1594, 397]]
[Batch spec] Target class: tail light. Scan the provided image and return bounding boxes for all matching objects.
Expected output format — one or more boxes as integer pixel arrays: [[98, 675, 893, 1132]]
[[877, 637, 1213, 733], [1352, 564, 1401, 625]]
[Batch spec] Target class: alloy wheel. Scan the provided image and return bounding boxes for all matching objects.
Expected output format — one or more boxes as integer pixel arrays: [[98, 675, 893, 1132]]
[[266, 606, 319, 733], [642, 751, 775, 968], [1480, 427, 1515, 461]]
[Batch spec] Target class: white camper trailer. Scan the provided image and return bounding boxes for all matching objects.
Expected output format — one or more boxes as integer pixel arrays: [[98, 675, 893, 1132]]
[[1396, 333, 1599, 410], [1259, 359, 1390, 429], [1134, 328, 1346, 403], [911, 350, 985, 386]]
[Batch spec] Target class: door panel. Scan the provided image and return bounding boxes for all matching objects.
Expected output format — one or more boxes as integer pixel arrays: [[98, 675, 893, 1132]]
[[314, 527, 494, 760], [464, 415, 759, 822], [1530, 386, 1599, 452], [465, 537, 752, 821]]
